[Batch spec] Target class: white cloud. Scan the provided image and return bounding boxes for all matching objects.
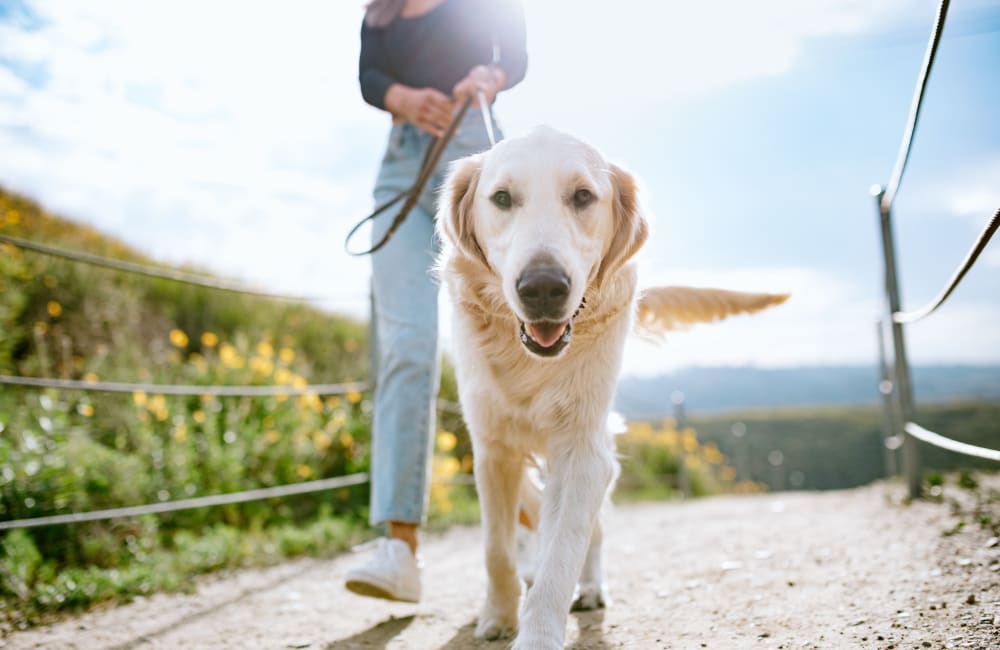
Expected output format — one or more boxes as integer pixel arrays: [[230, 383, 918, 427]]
[[5, 0, 991, 376], [620, 267, 879, 376], [619, 266, 1000, 377], [501, 0, 923, 141]]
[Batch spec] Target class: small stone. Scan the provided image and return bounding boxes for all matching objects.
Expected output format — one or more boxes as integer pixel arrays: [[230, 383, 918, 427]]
[[985, 536, 999, 548], [965, 594, 977, 605]]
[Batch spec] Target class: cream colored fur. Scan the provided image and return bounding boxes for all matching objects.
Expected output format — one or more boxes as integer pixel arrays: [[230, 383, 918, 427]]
[[436, 127, 786, 649]]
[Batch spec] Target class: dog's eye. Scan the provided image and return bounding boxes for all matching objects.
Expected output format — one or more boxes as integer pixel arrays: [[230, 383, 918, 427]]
[[573, 188, 595, 208], [491, 190, 512, 209]]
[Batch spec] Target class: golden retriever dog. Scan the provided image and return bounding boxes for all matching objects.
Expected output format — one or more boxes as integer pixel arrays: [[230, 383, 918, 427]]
[[436, 126, 786, 649]]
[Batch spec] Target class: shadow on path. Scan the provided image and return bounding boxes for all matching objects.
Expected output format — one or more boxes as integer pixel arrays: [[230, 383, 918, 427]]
[[326, 614, 416, 649], [569, 608, 612, 650], [437, 619, 483, 649], [105, 561, 321, 650]]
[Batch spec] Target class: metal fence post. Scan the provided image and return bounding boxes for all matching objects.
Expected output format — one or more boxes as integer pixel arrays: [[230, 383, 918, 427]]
[[873, 187, 921, 498], [671, 391, 690, 499], [875, 321, 900, 478]]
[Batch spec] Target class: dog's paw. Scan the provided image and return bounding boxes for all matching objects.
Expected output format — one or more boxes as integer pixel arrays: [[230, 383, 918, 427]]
[[474, 615, 517, 641], [511, 631, 563, 650], [475, 601, 518, 641], [570, 583, 608, 611]]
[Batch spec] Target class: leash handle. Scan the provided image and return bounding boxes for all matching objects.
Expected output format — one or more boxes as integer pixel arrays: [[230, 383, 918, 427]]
[[345, 95, 474, 257]]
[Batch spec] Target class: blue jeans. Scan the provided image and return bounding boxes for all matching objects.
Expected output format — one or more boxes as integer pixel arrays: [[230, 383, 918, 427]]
[[369, 108, 501, 526]]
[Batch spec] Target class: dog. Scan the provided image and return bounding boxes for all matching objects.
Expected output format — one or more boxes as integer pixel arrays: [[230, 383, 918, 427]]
[[436, 126, 787, 649]]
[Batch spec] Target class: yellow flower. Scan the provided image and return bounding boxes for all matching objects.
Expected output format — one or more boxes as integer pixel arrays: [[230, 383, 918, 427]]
[[291, 375, 307, 389], [149, 395, 168, 421], [201, 332, 219, 347], [47, 301, 62, 318], [274, 368, 292, 385], [219, 343, 244, 369], [681, 429, 698, 454], [325, 396, 341, 410], [436, 431, 457, 452], [265, 430, 281, 444], [173, 424, 187, 443], [83, 372, 99, 384], [169, 329, 189, 348], [312, 431, 332, 451], [435, 455, 460, 479], [33, 321, 48, 335], [339, 432, 354, 448], [250, 356, 274, 377], [461, 454, 474, 473], [133, 390, 148, 407], [279, 347, 295, 364], [5, 209, 20, 225], [255, 341, 274, 359], [296, 464, 313, 479], [192, 410, 206, 424], [298, 392, 322, 412], [346, 390, 362, 404], [78, 403, 94, 417]]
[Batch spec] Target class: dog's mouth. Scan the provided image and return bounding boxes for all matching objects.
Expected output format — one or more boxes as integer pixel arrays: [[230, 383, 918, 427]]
[[518, 298, 586, 358]]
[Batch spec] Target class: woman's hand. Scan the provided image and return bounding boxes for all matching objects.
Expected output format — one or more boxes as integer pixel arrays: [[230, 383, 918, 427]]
[[385, 84, 455, 137], [452, 65, 506, 107]]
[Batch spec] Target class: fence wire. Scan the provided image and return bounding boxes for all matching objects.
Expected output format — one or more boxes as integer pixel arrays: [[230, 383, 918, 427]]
[[0, 233, 312, 302], [0, 374, 368, 397], [0, 473, 371, 531], [893, 207, 1000, 324], [904, 423, 1000, 462], [880, 0, 951, 214]]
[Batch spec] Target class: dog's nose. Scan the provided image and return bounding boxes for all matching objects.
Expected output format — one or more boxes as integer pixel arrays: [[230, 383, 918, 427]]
[[516, 266, 570, 319]]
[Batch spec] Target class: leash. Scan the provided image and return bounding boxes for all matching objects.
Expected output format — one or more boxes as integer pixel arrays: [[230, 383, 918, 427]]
[[346, 91, 495, 257]]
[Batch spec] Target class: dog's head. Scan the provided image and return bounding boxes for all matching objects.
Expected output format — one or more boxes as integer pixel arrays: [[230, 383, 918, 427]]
[[439, 126, 648, 359]]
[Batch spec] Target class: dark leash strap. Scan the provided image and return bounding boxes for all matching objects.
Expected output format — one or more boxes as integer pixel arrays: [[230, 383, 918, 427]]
[[345, 95, 474, 256]]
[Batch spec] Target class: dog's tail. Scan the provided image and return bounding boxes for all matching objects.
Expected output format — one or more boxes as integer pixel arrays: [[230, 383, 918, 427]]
[[635, 286, 789, 337]]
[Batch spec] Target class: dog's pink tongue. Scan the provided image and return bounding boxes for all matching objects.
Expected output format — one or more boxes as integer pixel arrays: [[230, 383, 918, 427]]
[[527, 321, 568, 348]]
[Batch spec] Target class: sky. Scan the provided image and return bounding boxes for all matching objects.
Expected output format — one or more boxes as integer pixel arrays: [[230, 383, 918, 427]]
[[1, 0, 998, 378]]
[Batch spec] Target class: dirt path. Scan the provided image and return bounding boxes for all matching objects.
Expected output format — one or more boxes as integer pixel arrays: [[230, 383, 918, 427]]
[[5, 484, 998, 650]]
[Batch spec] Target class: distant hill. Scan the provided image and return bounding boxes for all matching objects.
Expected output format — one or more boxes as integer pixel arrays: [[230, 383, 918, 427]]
[[614, 365, 1000, 418]]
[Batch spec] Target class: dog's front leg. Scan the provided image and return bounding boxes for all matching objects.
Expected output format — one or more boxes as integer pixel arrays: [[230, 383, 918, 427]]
[[514, 437, 615, 650], [474, 447, 524, 640]]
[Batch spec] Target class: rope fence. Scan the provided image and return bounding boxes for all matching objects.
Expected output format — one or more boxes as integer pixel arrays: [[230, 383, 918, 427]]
[[2, 217, 471, 531], [891, 208, 1000, 324], [0, 233, 312, 302], [0, 374, 368, 397], [872, 0, 999, 499]]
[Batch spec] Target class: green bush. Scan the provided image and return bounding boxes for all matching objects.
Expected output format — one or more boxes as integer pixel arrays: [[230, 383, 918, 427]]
[[0, 188, 472, 623]]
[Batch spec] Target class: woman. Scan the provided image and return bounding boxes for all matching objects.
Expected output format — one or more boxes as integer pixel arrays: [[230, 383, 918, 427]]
[[345, 0, 527, 602]]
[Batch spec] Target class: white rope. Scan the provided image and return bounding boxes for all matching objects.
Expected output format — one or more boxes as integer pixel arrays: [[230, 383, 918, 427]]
[[0, 473, 370, 530], [0, 233, 313, 301], [904, 422, 1000, 462], [0, 374, 368, 397]]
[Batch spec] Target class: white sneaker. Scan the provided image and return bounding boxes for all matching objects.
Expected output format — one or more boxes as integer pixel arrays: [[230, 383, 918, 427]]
[[344, 537, 421, 603]]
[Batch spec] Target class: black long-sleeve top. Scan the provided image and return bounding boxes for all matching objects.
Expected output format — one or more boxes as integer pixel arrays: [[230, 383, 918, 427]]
[[359, 0, 528, 111]]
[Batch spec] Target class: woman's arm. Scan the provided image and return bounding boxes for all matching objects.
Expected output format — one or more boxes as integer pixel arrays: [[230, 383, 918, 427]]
[[359, 22, 395, 110], [360, 21, 454, 136]]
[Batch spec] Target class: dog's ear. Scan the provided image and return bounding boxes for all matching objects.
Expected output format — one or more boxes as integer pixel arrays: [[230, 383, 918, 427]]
[[439, 153, 488, 267], [595, 163, 648, 286]]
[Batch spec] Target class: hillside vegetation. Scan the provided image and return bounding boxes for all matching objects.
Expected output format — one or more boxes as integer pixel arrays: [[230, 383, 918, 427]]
[[0, 187, 479, 624], [688, 402, 1000, 491]]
